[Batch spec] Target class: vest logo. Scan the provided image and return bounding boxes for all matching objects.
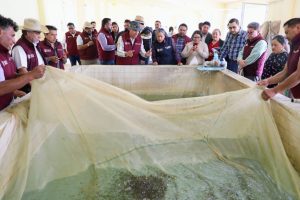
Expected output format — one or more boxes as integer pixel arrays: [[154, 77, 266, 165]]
[[27, 54, 35, 59], [125, 42, 131, 45], [135, 43, 141, 46], [1, 60, 8, 66], [44, 49, 52, 53], [157, 48, 163, 52], [165, 46, 171, 49]]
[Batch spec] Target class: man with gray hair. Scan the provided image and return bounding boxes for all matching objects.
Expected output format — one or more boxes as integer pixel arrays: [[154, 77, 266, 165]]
[[237, 22, 267, 81]]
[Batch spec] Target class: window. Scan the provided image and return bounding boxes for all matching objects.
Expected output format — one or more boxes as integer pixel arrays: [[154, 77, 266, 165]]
[[241, 3, 268, 30]]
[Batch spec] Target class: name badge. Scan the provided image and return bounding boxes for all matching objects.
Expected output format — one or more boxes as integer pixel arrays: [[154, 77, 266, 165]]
[[165, 46, 171, 49], [27, 54, 35, 59], [44, 49, 52, 53], [1, 60, 8, 66], [157, 48, 163, 52]]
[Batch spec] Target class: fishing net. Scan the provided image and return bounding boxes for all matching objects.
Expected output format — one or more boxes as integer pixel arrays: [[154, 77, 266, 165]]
[[0, 66, 299, 200]]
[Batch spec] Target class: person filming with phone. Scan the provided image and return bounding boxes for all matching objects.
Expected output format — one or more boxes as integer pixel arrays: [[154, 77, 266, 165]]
[[181, 30, 209, 65]]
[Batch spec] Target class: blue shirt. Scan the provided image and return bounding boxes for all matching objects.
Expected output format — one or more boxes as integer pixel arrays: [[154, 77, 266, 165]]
[[220, 29, 247, 61], [175, 37, 185, 61]]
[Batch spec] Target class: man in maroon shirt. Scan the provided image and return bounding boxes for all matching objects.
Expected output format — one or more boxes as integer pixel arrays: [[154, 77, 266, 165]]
[[259, 18, 300, 100], [0, 15, 45, 111], [64, 23, 81, 66], [40, 25, 67, 69]]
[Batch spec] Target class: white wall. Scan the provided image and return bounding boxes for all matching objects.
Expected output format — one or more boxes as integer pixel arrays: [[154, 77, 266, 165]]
[[1, 0, 299, 41]]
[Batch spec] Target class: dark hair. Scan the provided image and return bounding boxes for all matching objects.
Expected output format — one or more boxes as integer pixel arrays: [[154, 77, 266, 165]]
[[198, 22, 203, 29], [247, 22, 260, 30], [169, 26, 174, 32], [0, 14, 18, 32], [101, 18, 111, 28], [179, 23, 188, 29], [192, 30, 202, 38], [203, 21, 211, 27], [112, 22, 118, 26], [67, 22, 74, 27], [283, 18, 300, 27], [228, 18, 239, 25], [155, 20, 161, 24], [45, 25, 57, 31], [124, 19, 131, 23], [272, 35, 286, 45], [91, 21, 96, 24]]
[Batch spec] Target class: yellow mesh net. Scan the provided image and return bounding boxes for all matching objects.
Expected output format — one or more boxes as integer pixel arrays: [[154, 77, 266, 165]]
[[0, 67, 299, 199]]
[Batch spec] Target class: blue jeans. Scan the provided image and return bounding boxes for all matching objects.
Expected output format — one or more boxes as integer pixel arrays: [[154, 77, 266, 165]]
[[226, 58, 238, 73], [100, 60, 115, 65], [69, 55, 81, 66]]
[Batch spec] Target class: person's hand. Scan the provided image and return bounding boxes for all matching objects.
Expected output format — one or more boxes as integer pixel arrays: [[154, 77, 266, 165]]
[[48, 56, 59, 63], [29, 65, 46, 80], [125, 50, 134, 57], [145, 50, 152, 57], [238, 60, 246, 68], [87, 41, 94, 46], [192, 45, 198, 51], [213, 60, 220, 66], [153, 61, 158, 65], [178, 62, 183, 66], [257, 79, 269, 87], [13, 90, 26, 98], [261, 88, 277, 101]]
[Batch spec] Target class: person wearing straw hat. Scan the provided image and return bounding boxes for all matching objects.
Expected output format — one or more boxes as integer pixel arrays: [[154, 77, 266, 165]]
[[12, 18, 48, 74], [11, 18, 48, 93], [135, 15, 145, 32], [0, 15, 45, 111], [76, 21, 99, 65], [116, 21, 151, 65]]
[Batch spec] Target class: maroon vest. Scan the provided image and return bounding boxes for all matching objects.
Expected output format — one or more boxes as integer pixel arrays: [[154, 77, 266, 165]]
[[0, 44, 17, 110], [116, 32, 142, 65], [78, 31, 98, 60], [287, 33, 300, 98], [242, 35, 267, 77], [65, 31, 80, 56], [13, 36, 45, 71], [172, 34, 192, 45], [39, 39, 64, 69], [96, 28, 115, 61]]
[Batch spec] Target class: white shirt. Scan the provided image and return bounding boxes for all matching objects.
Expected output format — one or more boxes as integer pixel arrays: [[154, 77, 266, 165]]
[[116, 36, 146, 57], [0, 67, 5, 81], [76, 34, 93, 46], [12, 43, 44, 69]]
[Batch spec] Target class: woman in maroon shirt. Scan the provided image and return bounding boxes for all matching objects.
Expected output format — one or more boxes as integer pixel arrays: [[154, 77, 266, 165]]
[[206, 29, 224, 61]]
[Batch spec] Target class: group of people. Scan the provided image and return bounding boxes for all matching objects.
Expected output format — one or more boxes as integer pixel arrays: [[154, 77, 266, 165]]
[[0, 13, 300, 111]]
